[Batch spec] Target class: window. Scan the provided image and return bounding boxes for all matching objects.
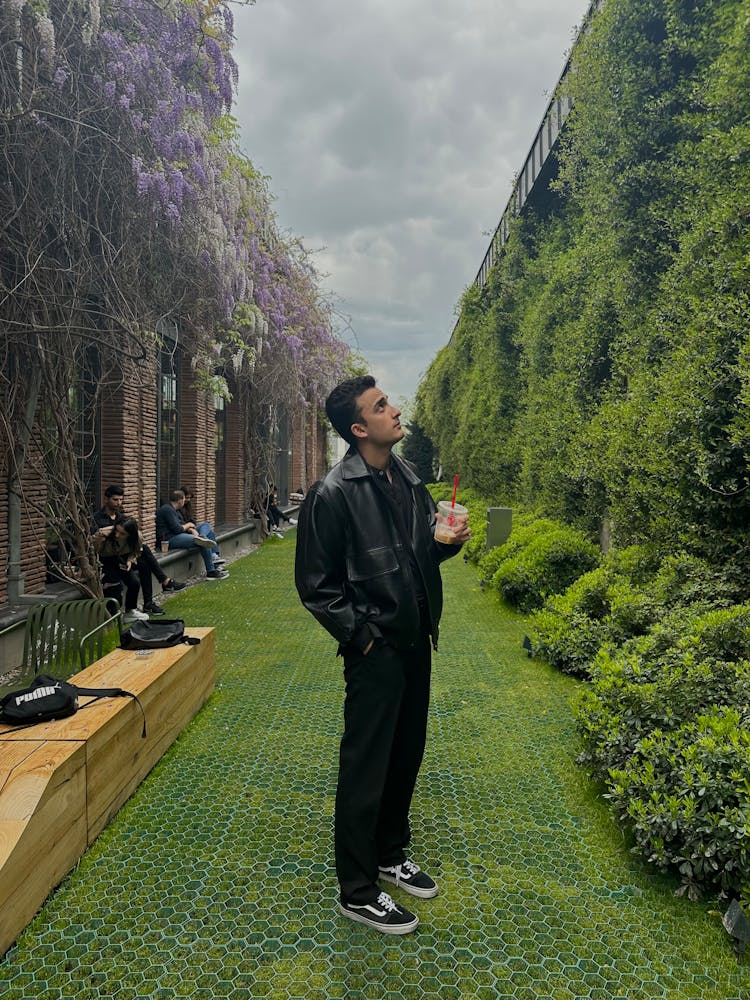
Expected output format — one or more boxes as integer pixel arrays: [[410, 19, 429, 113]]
[[214, 393, 227, 526], [157, 341, 179, 506], [69, 343, 101, 513]]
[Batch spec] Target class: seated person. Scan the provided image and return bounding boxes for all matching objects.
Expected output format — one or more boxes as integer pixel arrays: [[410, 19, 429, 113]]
[[263, 483, 297, 532], [93, 486, 186, 615], [93, 517, 148, 624], [179, 487, 225, 567], [157, 490, 228, 580]]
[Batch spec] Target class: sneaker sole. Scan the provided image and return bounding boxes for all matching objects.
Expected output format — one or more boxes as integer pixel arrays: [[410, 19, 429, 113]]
[[339, 904, 418, 934], [378, 872, 439, 898], [193, 537, 215, 548]]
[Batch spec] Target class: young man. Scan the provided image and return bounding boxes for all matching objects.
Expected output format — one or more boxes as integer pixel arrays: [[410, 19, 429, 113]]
[[295, 375, 469, 934], [178, 487, 226, 567], [156, 490, 228, 580], [92, 485, 186, 615]]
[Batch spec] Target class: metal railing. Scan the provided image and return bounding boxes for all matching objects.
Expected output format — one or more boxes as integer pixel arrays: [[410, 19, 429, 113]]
[[451, 0, 603, 338]]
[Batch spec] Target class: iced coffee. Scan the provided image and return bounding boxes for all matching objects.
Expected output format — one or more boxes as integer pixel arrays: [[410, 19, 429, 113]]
[[434, 500, 468, 544]]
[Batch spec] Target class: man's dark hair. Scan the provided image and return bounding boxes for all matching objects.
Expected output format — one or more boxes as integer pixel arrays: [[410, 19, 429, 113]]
[[325, 375, 375, 446], [169, 490, 185, 503], [104, 485, 124, 498]]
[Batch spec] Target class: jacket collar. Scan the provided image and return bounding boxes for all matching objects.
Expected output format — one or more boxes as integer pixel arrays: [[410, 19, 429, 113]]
[[341, 446, 421, 487]]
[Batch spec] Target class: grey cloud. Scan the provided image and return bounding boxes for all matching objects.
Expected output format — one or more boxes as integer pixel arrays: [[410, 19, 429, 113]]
[[233, 0, 591, 402]]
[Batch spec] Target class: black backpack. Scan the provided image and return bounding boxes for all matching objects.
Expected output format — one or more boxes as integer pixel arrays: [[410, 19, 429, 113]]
[[119, 618, 200, 651], [0, 674, 146, 736]]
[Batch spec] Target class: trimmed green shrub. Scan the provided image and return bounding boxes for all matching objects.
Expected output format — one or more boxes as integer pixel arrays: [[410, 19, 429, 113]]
[[574, 603, 750, 896], [530, 608, 610, 676], [607, 707, 750, 899], [529, 546, 740, 678], [477, 545, 508, 586], [529, 565, 614, 675], [492, 526, 601, 611]]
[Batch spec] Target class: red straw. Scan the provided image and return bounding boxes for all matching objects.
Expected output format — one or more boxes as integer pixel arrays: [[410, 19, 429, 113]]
[[449, 474, 459, 525]]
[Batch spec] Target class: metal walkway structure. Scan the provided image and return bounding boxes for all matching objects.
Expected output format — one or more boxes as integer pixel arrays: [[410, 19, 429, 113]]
[[461, 1, 602, 302]]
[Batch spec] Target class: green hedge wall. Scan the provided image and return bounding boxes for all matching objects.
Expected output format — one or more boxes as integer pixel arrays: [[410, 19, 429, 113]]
[[416, 0, 750, 577]]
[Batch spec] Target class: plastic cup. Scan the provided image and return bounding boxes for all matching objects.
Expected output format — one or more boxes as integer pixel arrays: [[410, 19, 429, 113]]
[[435, 500, 468, 544]]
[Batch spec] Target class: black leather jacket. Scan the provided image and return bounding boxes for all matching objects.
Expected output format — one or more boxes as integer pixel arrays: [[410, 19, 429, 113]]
[[295, 448, 460, 652]]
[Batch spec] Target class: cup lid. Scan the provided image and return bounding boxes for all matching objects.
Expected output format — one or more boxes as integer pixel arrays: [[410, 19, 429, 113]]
[[438, 500, 467, 515]]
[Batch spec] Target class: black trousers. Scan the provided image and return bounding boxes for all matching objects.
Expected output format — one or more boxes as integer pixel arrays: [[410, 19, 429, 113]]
[[102, 563, 140, 610], [136, 544, 167, 604], [335, 632, 432, 904]]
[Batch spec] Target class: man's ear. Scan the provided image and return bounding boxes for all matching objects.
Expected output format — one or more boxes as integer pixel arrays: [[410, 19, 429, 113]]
[[351, 421, 368, 440]]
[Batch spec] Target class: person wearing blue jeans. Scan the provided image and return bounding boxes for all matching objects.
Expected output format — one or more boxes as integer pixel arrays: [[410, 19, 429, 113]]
[[156, 490, 228, 580], [179, 487, 225, 567]]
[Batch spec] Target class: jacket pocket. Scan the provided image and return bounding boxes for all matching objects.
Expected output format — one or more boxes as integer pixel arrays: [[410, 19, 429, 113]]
[[347, 545, 399, 582]]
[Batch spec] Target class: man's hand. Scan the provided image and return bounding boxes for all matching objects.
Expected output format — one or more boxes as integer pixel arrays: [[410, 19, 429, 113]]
[[453, 514, 471, 545]]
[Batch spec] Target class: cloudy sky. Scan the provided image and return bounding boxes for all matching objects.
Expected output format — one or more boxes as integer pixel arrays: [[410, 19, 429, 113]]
[[232, 0, 591, 406]]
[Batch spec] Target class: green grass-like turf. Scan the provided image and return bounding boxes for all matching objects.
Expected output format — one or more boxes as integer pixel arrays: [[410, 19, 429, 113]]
[[1, 533, 748, 998]]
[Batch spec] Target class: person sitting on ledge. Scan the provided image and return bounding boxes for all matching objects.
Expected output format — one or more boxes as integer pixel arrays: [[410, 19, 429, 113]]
[[263, 483, 297, 534], [92, 485, 186, 616], [93, 517, 149, 624], [157, 490, 228, 580], [179, 487, 226, 569]]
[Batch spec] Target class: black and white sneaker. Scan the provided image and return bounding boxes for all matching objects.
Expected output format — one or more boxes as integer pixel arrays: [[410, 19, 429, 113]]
[[379, 860, 438, 898], [193, 536, 215, 549], [339, 891, 419, 934]]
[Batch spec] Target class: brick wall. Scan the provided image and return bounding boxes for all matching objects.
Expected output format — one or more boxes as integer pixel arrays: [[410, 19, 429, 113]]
[[1, 349, 333, 606], [0, 448, 6, 606], [100, 352, 159, 546], [178, 353, 216, 526], [289, 407, 306, 494], [0, 431, 49, 605], [20, 440, 47, 595], [315, 415, 330, 479], [224, 382, 247, 523], [288, 405, 332, 492]]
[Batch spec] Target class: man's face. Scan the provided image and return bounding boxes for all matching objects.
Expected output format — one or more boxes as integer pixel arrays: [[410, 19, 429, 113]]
[[104, 493, 124, 515], [352, 387, 403, 448], [176, 495, 186, 509]]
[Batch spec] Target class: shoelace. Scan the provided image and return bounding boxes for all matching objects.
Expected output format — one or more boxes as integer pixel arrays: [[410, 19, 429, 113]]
[[376, 892, 398, 912], [392, 860, 420, 886]]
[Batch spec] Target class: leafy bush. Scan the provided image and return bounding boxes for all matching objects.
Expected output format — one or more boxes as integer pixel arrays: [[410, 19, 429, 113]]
[[530, 608, 610, 676], [528, 546, 739, 678], [529, 566, 614, 675], [646, 553, 741, 612], [477, 545, 508, 586], [607, 707, 750, 899], [492, 526, 600, 611], [487, 517, 560, 564], [574, 603, 750, 896], [606, 581, 658, 642]]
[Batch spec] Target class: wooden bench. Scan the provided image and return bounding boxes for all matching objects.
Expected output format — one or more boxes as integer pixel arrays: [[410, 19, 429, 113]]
[[0, 626, 215, 956]]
